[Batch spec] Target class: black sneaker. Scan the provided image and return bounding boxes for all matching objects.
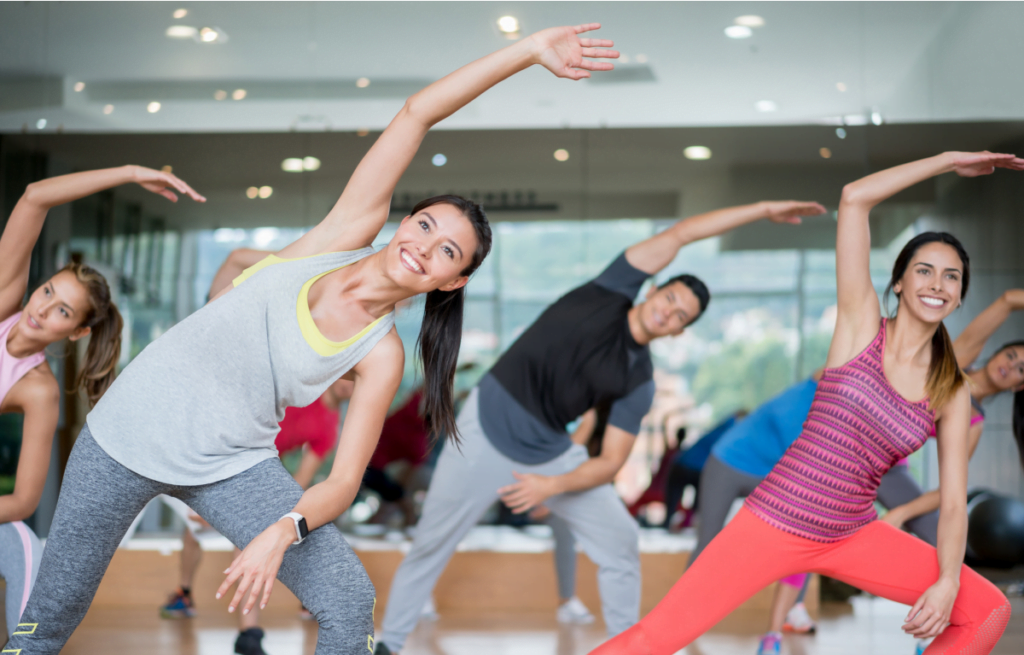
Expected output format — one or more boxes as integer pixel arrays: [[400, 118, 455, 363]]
[[373, 641, 393, 655], [234, 628, 268, 655]]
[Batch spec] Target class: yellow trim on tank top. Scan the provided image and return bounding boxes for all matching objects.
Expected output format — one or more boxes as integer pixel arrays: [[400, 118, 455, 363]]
[[233, 252, 322, 287], [297, 268, 388, 356]]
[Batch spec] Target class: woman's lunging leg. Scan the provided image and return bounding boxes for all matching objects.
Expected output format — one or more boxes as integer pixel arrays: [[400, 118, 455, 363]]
[[0, 521, 43, 639]]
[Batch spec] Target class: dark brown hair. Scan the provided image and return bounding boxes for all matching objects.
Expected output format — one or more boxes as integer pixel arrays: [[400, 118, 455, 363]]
[[991, 340, 1024, 470], [412, 195, 492, 444], [60, 262, 123, 407], [884, 232, 970, 412]]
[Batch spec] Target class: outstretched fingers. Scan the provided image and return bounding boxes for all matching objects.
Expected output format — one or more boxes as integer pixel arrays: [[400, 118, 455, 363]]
[[164, 173, 207, 202], [572, 22, 603, 35]]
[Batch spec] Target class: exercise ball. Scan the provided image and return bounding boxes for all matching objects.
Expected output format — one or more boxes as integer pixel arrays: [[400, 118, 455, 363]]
[[966, 492, 1024, 566]]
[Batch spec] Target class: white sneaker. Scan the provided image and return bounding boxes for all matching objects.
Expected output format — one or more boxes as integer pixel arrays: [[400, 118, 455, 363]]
[[557, 597, 595, 624], [420, 597, 439, 621], [782, 601, 816, 633]]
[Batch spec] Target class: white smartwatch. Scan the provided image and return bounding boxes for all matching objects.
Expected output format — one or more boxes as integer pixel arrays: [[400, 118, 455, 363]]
[[283, 512, 309, 545]]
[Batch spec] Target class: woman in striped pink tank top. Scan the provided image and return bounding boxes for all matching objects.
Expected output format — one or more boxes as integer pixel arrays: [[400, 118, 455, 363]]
[[591, 151, 1024, 655]]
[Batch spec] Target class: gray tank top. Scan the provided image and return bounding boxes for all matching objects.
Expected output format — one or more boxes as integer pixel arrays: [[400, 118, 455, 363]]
[[88, 248, 394, 485]]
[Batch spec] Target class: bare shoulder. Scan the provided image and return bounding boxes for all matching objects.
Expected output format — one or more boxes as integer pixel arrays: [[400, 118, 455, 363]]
[[3, 363, 59, 412], [355, 328, 405, 378]]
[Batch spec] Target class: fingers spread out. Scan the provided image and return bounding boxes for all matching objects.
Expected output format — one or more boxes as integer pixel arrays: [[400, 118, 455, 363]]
[[577, 59, 614, 72], [579, 38, 614, 48], [160, 189, 179, 203], [573, 23, 602, 34], [580, 47, 619, 59]]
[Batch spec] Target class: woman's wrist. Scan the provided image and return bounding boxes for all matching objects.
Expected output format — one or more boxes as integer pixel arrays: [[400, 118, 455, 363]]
[[273, 517, 299, 547]]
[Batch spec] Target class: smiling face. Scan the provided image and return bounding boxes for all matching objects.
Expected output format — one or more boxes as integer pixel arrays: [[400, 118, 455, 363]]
[[18, 270, 94, 345], [385, 203, 480, 296], [893, 242, 965, 324], [985, 344, 1024, 393], [635, 281, 703, 341]]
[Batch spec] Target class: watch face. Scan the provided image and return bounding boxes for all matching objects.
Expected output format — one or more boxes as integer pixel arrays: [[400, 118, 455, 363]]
[[298, 517, 309, 539]]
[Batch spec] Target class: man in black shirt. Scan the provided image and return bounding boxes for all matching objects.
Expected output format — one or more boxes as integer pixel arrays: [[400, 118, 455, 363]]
[[377, 200, 824, 654]]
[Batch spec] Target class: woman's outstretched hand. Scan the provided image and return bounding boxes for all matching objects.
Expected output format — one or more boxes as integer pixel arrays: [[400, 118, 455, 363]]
[[216, 519, 294, 615], [131, 165, 206, 203], [763, 200, 828, 225], [949, 151, 1024, 178], [903, 577, 958, 640], [529, 23, 618, 80]]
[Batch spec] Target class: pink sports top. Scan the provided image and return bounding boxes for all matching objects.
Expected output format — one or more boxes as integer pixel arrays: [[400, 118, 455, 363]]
[[0, 312, 47, 406], [746, 319, 935, 542]]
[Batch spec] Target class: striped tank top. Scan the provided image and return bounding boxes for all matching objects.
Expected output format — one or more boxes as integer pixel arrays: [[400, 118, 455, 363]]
[[745, 319, 935, 542]]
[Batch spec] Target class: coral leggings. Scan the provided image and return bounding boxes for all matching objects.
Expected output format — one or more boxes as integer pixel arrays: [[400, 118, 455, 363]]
[[591, 507, 1010, 655]]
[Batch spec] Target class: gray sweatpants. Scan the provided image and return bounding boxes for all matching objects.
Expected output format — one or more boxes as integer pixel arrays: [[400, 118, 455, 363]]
[[0, 521, 43, 638], [547, 513, 577, 600], [3, 426, 375, 655], [379, 389, 640, 651]]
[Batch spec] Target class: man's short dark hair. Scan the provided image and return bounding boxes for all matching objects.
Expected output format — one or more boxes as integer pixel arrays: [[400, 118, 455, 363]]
[[658, 274, 710, 321]]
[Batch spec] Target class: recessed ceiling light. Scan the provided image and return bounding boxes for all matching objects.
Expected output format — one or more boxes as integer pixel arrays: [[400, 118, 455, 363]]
[[246, 186, 259, 199], [36, 118, 46, 129], [356, 128, 369, 137], [103, 104, 114, 114], [232, 89, 246, 100], [635, 53, 648, 64], [356, 77, 370, 88], [147, 101, 162, 113], [734, 15, 765, 28], [871, 111, 883, 126], [74, 82, 85, 92], [302, 156, 321, 171], [281, 158, 304, 172], [843, 114, 868, 126], [836, 128, 847, 139], [724, 25, 752, 39], [214, 89, 227, 101], [258, 186, 273, 199], [166, 25, 198, 39], [173, 8, 188, 19], [553, 149, 569, 162], [819, 147, 832, 159], [684, 146, 712, 160], [199, 27, 219, 42], [836, 82, 847, 92], [619, 54, 631, 64], [161, 165, 173, 173], [497, 16, 519, 34], [755, 100, 777, 112], [432, 153, 447, 167]]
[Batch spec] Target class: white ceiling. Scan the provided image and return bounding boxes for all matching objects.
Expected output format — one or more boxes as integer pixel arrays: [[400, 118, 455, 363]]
[[2, 1, 1023, 134]]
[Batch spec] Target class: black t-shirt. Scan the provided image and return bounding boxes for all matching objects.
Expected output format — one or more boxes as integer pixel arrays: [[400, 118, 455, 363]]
[[477, 252, 656, 464]]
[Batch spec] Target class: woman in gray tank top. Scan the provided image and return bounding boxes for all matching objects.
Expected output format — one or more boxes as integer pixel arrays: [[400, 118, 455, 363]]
[[5, 23, 621, 655]]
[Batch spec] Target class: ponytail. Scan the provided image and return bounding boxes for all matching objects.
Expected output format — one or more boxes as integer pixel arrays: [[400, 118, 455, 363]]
[[61, 262, 123, 407], [410, 195, 492, 445], [1013, 388, 1024, 471], [926, 322, 966, 413]]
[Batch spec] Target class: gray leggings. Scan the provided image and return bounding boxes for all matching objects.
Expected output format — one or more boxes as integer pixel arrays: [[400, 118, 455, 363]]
[[3, 426, 375, 655], [0, 521, 43, 638]]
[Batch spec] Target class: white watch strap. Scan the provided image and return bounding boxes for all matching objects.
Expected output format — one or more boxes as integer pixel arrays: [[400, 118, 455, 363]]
[[283, 512, 305, 544]]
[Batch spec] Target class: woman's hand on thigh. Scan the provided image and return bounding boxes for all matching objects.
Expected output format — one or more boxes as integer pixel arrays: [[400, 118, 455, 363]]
[[903, 577, 958, 639], [216, 519, 295, 615]]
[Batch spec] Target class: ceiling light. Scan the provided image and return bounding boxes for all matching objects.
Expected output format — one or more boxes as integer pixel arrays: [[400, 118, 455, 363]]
[[734, 15, 765, 28], [302, 156, 321, 171], [258, 186, 273, 199], [281, 158, 304, 172], [356, 127, 369, 137], [836, 82, 847, 92], [214, 89, 227, 101], [432, 153, 447, 167], [635, 53, 648, 64], [871, 111, 883, 126], [232, 89, 246, 100], [724, 25, 752, 39], [166, 25, 198, 39], [843, 114, 868, 126], [553, 149, 569, 162], [356, 77, 370, 88], [836, 127, 847, 139], [755, 100, 777, 112], [73, 82, 85, 92], [200, 27, 219, 42], [147, 101, 162, 113], [619, 54, 631, 63], [161, 165, 173, 173], [497, 16, 519, 34], [684, 146, 712, 161], [103, 104, 114, 114], [36, 118, 46, 129], [246, 186, 259, 199], [819, 147, 832, 159], [173, 8, 188, 19]]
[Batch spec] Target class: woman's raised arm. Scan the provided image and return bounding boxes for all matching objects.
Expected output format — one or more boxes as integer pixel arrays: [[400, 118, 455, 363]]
[[280, 24, 617, 259], [828, 152, 1024, 367], [0, 166, 204, 318], [953, 289, 1024, 369]]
